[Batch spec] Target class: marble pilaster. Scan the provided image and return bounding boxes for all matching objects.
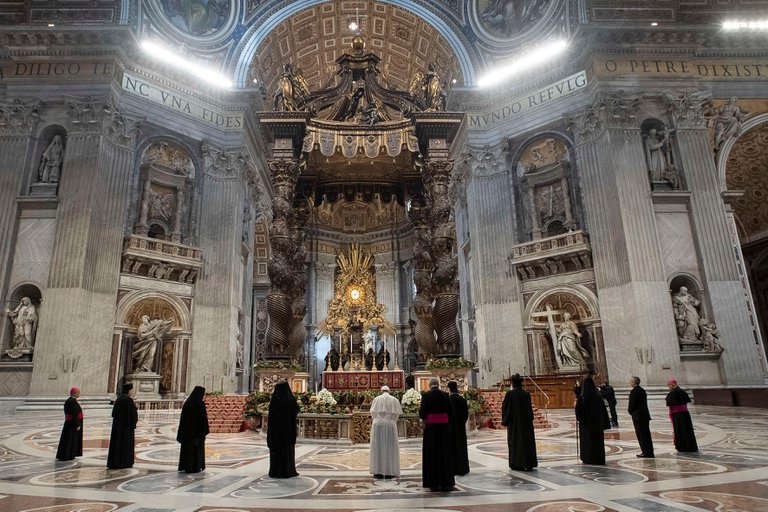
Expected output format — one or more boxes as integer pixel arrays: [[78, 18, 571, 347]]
[[667, 92, 768, 383], [30, 97, 140, 395]]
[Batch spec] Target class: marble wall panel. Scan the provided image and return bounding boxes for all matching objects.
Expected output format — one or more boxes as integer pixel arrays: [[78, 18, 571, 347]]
[[8, 217, 56, 289]]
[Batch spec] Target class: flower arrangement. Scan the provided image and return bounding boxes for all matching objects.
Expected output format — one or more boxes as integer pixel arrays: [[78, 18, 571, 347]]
[[243, 391, 272, 418], [424, 357, 475, 370], [401, 388, 422, 414], [465, 390, 490, 417], [253, 359, 303, 371], [315, 388, 337, 407]]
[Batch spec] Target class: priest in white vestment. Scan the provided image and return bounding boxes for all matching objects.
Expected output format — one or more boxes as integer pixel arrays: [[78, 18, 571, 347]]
[[369, 385, 403, 478]]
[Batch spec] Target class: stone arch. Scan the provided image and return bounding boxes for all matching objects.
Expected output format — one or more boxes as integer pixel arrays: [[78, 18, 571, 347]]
[[511, 133, 580, 241], [717, 112, 768, 188], [115, 289, 191, 334], [232, 0, 477, 88], [523, 285, 604, 377], [3, 282, 43, 358]]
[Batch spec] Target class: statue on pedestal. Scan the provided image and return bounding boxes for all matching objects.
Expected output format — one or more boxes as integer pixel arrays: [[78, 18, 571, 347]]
[[324, 345, 340, 371], [38, 135, 64, 183], [375, 346, 390, 371], [132, 315, 173, 373], [5, 297, 37, 358], [672, 286, 701, 341], [555, 312, 589, 369], [643, 127, 677, 186]]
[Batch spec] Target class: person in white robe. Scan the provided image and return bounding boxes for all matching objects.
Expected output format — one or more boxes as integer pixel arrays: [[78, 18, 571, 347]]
[[369, 385, 403, 479]]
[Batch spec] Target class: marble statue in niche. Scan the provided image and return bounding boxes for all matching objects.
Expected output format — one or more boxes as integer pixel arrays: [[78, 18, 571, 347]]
[[38, 135, 64, 183], [713, 97, 748, 151], [160, 0, 230, 36], [643, 124, 680, 189], [555, 312, 589, 369], [132, 315, 174, 373], [5, 297, 37, 358], [672, 286, 701, 341]]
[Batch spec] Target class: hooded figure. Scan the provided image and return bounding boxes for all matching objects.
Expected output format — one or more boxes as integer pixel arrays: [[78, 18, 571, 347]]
[[56, 387, 83, 461], [447, 381, 470, 475], [501, 374, 538, 471], [575, 376, 609, 465], [177, 386, 209, 473], [107, 383, 138, 469], [369, 385, 403, 478], [267, 381, 300, 478]]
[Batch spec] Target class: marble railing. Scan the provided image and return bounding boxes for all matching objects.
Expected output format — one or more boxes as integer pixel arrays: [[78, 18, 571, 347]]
[[121, 234, 203, 284], [510, 230, 593, 281]]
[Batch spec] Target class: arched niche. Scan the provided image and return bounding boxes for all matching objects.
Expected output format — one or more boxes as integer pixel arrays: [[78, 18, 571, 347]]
[[641, 117, 682, 190], [3, 283, 42, 360], [668, 273, 717, 352], [134, 139, 196, 243], [29, 124, 67, 196], [513, 134, 579, 241], [523, 285, 605, 378], [112, 290, 192, 396]]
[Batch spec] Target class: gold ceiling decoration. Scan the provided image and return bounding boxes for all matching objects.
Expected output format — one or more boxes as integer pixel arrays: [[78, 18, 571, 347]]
[[318, 244, 394, 336], [725, 122, 768, 241], [302, 122, 420, 159]]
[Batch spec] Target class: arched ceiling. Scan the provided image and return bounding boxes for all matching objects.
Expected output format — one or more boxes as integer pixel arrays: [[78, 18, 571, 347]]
[[246, 2, 463, 98], [726, 123, 768, 241]]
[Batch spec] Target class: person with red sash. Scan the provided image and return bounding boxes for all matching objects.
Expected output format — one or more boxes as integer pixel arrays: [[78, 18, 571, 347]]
[[665, 379, 698, 453], [56, 387, 83, 461], [419, 377, 455, 491]]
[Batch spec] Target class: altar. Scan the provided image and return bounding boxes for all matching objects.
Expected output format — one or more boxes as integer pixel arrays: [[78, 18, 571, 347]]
[[322, 370, 405, 391]]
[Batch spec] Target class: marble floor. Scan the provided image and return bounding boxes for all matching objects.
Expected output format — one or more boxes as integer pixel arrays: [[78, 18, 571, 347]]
[[0, 404, 766, 512]]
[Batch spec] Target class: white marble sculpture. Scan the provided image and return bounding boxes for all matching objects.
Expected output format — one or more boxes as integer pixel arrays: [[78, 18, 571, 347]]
[[38, 135, 64, 183], [555, 312, 589, 369], [132, 315, 173, 373], [713, 97, 747, 151], [6, 297, 37, 357], [699, 318, 723, 352], [672, 286, 702, 341], [644, 128, 675, 183]]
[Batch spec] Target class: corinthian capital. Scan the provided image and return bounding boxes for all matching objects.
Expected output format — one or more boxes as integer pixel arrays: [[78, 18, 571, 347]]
[[102, 100, 142, 148], [663, 89, 713, 129], [0, 98, 41, 136], [202, 141, 250, 179], [461, 142, 508, 178], [266, 157, 300, 187], [65, 95, 110, 134], [566, 91, 641, 143]]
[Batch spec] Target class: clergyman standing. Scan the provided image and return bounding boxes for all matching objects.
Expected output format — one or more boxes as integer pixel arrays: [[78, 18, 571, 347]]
[[447, 381, 469, 476], [56, 387, 83, 461], [501, 374, 538, 471], [600, 380, 619, 428], [369, 385, 402, 479], [627, 376, 654, 458], [107, 383, 138, 469], [665, 379, 698, 453], [177, 385, 209, 473], [419, 377, 455, 492]]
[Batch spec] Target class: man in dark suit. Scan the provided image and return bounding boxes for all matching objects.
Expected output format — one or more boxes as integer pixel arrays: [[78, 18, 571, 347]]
[[627, 376, 654, 458]]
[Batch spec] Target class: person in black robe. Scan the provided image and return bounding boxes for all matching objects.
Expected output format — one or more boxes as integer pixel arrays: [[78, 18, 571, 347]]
[[665, 379, 698, 453], [447, 381, 469, 476], [56, 387, 83, 461], [627, 376, 654, 458], [419, 377, 455, 491], [575, 376, 609, 465], [375, 346, 390, 371], [364, 348, 375, 371], [177, 385, 209, 473], [267, 380, 299, 478], [501, 374, 538, 471], [107, 383, 138, 469], [600, 380, 619, 428]]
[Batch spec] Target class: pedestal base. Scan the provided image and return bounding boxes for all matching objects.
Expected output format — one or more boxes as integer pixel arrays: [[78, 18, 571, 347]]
[[29, 182, 58, 196], [413, 368, 471, 392], [124, 372, 161, 400], [256, 369, 309, 393]]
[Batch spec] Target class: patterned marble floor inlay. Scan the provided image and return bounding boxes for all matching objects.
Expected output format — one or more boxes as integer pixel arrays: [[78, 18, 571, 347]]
[[0, 404, 766, 511]]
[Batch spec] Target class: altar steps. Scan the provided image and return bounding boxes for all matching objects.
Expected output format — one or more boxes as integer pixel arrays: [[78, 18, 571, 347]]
[[479, 390, 552, 430], [204, 394, 247, 433]]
